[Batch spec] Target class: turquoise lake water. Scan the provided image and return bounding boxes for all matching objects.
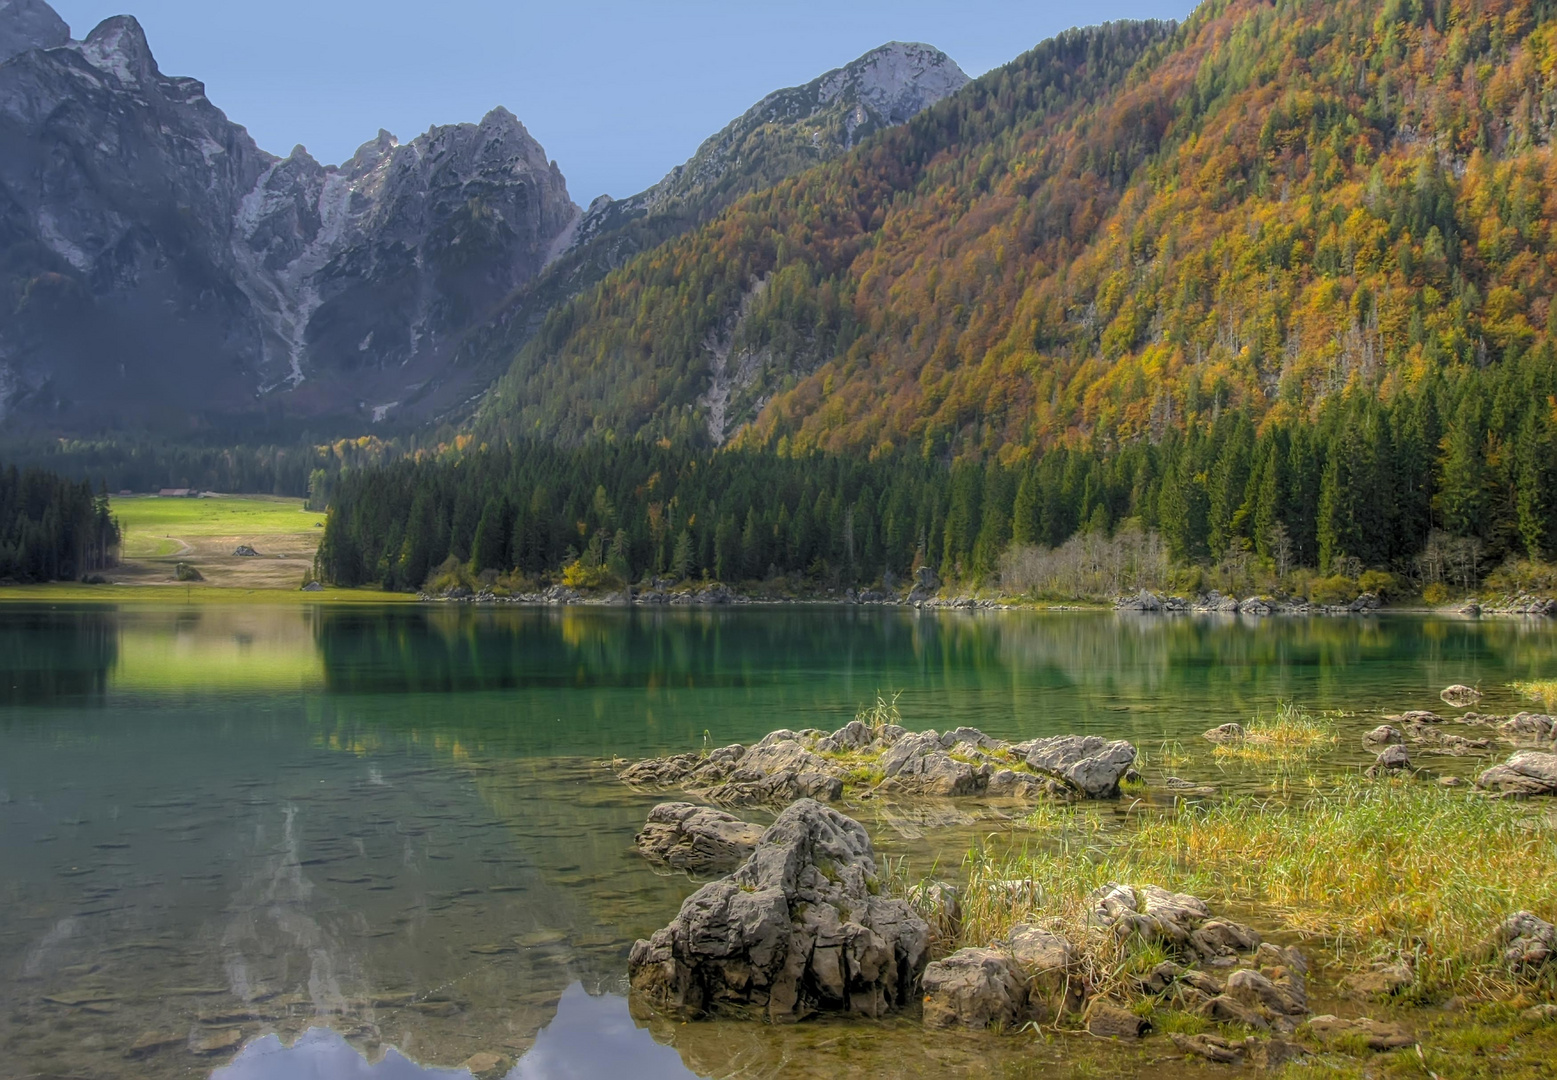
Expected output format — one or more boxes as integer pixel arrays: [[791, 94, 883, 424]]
[[2, 603, 1552, 1078]]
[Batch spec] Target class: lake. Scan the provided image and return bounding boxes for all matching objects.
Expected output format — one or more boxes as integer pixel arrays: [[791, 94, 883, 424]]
[[2, 603, 1553, 1078]]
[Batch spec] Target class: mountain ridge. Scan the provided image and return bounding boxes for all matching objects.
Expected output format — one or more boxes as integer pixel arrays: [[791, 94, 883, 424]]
[[475, 0, 1557, 463]]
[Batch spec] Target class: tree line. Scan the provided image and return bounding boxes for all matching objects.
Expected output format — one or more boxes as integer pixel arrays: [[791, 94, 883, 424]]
[[0, 465, 119, 583], [318, 347, 1556, 594]]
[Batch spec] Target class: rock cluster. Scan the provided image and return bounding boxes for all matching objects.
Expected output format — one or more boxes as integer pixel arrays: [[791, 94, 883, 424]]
[[920, 881, 1308, 1038], [1115, 589, 1381, 616], [634, 802, 765, 875], [627, 799, 929, 1022], [1460, 594, 1557, 617], [618, 722, 1137, 806]]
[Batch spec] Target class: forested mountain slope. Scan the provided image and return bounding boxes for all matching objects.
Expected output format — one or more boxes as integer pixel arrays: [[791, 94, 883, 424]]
[[480, 0, 1557, 459]]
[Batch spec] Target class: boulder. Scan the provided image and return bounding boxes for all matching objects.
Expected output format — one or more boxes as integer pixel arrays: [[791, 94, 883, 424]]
[[1363, 724, 1403, 746], [1086, 1001, 1149, 1038], [635, 803, 765, 875], [299, 581, 324, 592], [1116, 589, 1163, 612], [1440, 684, 1482, 707], [920, 947, 1029, 1029], [1226, 969, 1304, 1016], [1367, 744, 1411, 776], [1497, 910, 1555, 970], [628, 800, 928, 1022], [1024, 735, 1137, 798], [1203, 723, 1245, 744], [1008, 924, 1079, 1008], [1201, 994, 1269, 1030], [1190, 919, 1262, 962], [1477, 751, 1557, 796], [232, 544, 259, 556]]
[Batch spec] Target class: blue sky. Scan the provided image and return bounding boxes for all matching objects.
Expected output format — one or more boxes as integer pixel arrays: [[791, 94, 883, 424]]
[[52, 0, 1193, 203]]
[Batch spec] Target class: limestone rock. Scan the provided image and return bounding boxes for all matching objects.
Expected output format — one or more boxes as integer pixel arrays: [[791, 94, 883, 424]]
[[1024, 735, 1137, 798], [1203, 723, 1245, 744], [1440, 684, 1482, 707], [1477, 751, 1557, 795], [920, 947, 1029, 1029], [1497, 910, 1555, 970], [1086, 1001, 1149, 1038], [628, 799, 928, 1022], [1202, 993, 1269, 1030], [0, 0, 69, 62], [1226, 968, 1305, 1016], [1367, 744, 1411, 776], [1363, 724, 1403, 746], [634, 802, 765, 874]]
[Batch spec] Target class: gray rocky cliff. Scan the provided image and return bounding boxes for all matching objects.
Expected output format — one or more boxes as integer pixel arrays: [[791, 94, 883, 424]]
[[570, 42, 968, 249], [0, 0, 67, 62], [0, 1, 578, 431]]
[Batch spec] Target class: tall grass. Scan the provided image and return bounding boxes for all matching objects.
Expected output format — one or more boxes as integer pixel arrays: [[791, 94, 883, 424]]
[[951, 780, 1557, 996], [1209, 702, 1341, 769], [1512, 680, 1557, 711]]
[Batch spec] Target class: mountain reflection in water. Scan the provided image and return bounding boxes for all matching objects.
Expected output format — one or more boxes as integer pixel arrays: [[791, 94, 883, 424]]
[[212, 984, 700, 1080]]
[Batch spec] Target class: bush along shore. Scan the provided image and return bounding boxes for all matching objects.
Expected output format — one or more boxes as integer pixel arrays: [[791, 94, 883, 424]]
[[614, 691, 1557, 1074]]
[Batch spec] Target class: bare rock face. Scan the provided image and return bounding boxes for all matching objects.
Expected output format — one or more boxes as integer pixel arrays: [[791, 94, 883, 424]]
[[0, 0, 67, 61], [634, 802, 765, 875], [1478, 750, 1557, 795], [920, 947, 1029, 1029], [627, 799, 929, 1022], [1023, 735, 1138, 798], [0, 1, 578, 430]]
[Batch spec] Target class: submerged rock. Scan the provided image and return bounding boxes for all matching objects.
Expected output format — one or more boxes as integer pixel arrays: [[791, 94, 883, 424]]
[[1478, 751, 1557, 796], [628, 799, 928, 1022], [635, 803, 765, 874]]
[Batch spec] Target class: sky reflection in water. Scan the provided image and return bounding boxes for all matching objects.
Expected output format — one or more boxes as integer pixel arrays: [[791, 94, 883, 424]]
[[211, 983, 700, 1080]]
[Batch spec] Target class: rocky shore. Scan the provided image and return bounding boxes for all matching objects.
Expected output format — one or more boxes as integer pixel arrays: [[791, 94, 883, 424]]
[[624, 795, 1557, 1065], [617, 721, 1139, 805]]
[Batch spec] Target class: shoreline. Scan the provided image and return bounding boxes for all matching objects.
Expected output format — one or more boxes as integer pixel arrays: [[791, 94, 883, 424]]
[[2, 578, 1553, 619]]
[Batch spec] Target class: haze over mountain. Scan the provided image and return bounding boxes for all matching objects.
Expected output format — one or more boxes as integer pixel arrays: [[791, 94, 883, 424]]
[[0, 0, 966, 434]]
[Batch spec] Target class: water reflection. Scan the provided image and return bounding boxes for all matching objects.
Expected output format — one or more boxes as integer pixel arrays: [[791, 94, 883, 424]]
[[215, 1027, 469, 1079], [208, 985, 699, 1080], [511, 982, 699, 1080]]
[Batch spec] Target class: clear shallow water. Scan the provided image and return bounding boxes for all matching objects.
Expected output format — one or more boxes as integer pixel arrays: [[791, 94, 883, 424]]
[[2, 603, 1554, 1079]]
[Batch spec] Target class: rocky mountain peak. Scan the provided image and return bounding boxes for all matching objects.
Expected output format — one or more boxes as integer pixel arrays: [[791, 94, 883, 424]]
[[73, 15, 159, 87], [817, 41, 969, 125], [0, 0, 68, 63]]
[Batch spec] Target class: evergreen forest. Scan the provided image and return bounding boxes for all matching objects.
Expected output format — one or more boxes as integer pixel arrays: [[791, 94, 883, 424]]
[[0, 466, 119, 583]]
